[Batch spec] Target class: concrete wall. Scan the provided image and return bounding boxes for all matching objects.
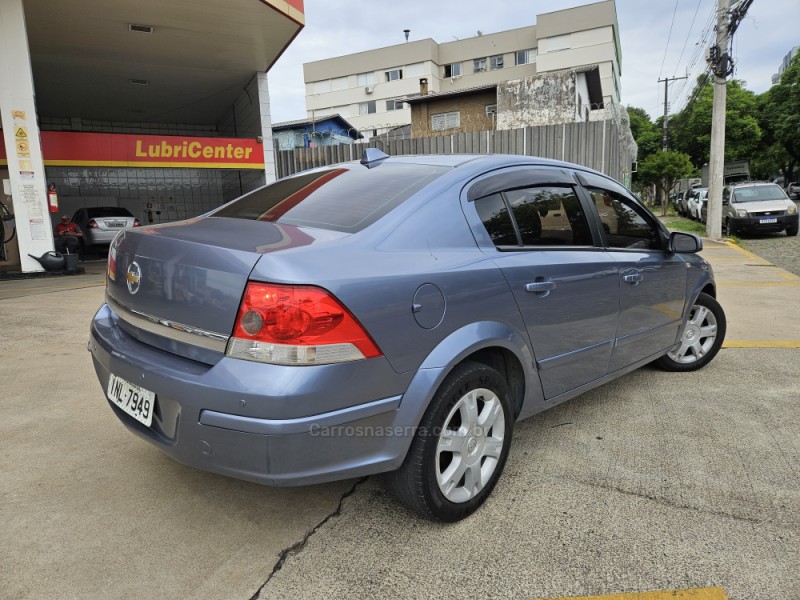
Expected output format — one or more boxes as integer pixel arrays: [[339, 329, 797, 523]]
[[497, 72, 577, 129]]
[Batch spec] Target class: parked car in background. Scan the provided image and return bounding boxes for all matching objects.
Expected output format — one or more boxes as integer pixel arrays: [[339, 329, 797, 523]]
[[674, 191, 690, 216], [89, 152, 726, 522], [785, 181, 800, 200], [685, 188, 708, 221], [71, 206, 140, 247], [719, 182, 799, 237]]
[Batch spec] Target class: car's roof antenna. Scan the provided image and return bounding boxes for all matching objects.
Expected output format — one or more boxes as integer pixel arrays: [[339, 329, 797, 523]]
[[360, 148, 390, 169]]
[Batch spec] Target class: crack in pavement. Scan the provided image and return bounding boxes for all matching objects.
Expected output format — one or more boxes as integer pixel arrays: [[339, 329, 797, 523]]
[[249, 477, 368, 599], [576, 477, 795, 527]]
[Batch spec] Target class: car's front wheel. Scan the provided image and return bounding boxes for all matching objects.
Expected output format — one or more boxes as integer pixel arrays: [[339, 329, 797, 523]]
[[386, 361, 514, 522], [787, 222, 798, 237], [655, 292, 726, 372], [725, 218, 736, 237]]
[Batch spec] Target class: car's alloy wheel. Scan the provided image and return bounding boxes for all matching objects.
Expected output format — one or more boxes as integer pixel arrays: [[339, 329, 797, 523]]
[[656, 292, 726, 372], [435, 387, 506, 504], [386, 361, 513, 522]]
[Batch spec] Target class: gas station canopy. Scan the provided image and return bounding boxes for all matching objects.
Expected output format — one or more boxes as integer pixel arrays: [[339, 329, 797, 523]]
[[22, 0, 304, 123]]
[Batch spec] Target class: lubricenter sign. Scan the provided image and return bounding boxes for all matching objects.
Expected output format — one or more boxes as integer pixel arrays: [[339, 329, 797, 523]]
[[0, 131, 265, 169]]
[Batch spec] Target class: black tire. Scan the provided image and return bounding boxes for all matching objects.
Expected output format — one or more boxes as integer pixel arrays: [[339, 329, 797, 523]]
[[655, 292, 726, 372], [787, 222, 798, 237], [385, 361, 514, 522], [724, 218, 736, 237]]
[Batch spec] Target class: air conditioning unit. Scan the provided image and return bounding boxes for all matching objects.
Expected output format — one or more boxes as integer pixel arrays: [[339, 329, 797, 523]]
[[365, 86, 374, 94]]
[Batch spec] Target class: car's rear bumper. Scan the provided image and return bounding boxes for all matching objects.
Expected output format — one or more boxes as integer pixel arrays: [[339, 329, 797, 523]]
[[85, 228, 131, 245], [730, 214, 798, 233], [89, 304, 429, 486]]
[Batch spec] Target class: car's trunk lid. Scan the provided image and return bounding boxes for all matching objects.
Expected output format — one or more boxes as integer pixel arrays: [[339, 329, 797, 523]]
[[105, 216, 346, 364]]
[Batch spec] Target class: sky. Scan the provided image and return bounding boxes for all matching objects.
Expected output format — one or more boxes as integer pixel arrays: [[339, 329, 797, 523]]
[[267, 0, 799, 124]]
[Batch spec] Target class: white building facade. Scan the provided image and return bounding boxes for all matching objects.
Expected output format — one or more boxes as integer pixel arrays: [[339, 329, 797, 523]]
[[303, 0, 621, 135]]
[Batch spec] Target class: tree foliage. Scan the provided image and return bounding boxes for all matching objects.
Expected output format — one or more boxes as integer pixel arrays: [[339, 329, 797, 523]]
[[671, 78, 761, 168], [627, 61, 798, 186], [638, 150, 694, 215], [756, 52, 800, 181], [638, 150, 694, 187]]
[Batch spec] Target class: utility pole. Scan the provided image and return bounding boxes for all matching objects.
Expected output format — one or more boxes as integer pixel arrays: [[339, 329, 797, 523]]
[[705, 0, 754, 238], [658, 75, 687, 150], [706, 0, 732, 239]]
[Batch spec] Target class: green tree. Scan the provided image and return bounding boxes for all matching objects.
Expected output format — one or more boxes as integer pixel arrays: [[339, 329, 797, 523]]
[[626, 106, 662, 192], [757, 53, 800, 182], [671, 78, 762, 168], [638, 150, 694, 215]]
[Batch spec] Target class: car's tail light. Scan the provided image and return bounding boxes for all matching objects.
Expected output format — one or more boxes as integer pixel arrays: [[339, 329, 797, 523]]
[[226, 282, 382, 366], [133, 219, 141, 227], [87, 219, 99, 229]]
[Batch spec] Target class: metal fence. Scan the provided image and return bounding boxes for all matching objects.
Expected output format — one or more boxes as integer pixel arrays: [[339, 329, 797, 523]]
[[273, 105, 636, 184]]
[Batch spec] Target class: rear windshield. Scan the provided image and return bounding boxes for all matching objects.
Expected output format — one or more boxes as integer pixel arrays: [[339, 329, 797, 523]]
[[732, 185, 787, 203], [211, 163, 448, 233], [88, 207, 133, 218]]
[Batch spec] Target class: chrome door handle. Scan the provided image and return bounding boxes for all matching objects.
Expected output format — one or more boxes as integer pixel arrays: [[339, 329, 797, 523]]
[[525, 281, 556, 293], [623, 273, 642, 284]]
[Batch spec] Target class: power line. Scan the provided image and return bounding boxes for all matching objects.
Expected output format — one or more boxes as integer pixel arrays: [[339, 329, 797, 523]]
[[671, 0, 705, 77], [668, 0, 720, 112], [658, 0, 682, 80]]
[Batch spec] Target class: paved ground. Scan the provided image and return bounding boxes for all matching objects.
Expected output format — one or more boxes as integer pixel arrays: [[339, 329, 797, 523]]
[[1, 243, 799, 600], [0, 266, 352, 600], [264, 349, 799, 600], [740, 232, 800, 277]]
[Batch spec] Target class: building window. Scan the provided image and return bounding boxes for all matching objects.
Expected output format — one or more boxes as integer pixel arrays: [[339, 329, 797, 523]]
[[444, 63, 461, 78], [385, 68, 403, 82], [473, 58, 487, 73], [359, 101, 376, 115], [386, 99, 405, 111], [331, 76, 348, 91], [490, 54, 504, 70], [515, 48, 537, 65], [485, 104, 497, 117], [357, 72, 375, 86], [431, 111, 460, 131]]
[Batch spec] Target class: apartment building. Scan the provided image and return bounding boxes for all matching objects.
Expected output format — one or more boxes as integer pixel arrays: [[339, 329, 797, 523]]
[[303, 0, 621, 136]]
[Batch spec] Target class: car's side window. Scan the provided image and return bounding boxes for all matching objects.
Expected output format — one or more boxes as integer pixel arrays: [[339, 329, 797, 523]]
[[722, 188, 730, 203], [586, 187, 661, 250], [473, 193, 519, 246], [474, 186, 593, 248]]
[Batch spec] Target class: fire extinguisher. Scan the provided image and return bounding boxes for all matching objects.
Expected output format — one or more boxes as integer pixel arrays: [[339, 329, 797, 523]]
[[47, 183, 59, 213]]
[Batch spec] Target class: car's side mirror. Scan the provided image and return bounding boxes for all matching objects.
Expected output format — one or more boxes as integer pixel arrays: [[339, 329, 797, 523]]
[[668, 231, 702, 254], [722, 198, 729, 205]]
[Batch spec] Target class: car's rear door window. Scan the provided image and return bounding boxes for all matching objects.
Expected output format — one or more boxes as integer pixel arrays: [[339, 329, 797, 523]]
[[474, 186, 594, 248], [212, 163, 448, 233]]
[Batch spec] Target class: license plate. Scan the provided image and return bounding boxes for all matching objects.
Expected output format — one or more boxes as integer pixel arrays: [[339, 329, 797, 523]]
[[106, 220, 125, 228], [760, 218, 777, 224], [106, 374, 155, 427]]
